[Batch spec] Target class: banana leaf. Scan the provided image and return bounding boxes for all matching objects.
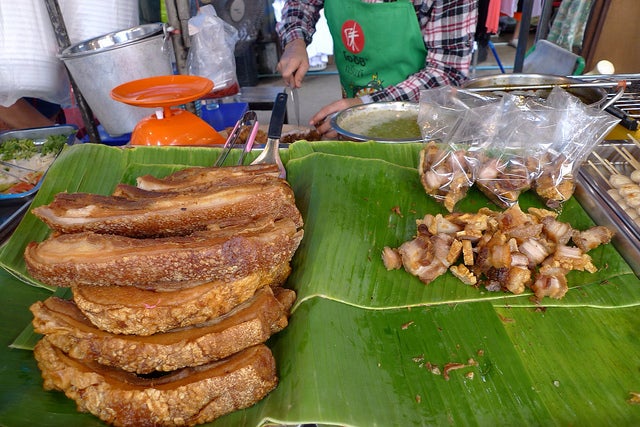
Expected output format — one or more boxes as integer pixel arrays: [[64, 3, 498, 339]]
[[1, 142, 639, 426]]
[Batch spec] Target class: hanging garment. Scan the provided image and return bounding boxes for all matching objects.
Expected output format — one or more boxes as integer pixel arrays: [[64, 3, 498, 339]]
[[547, 0, 594, 53], [486, 0, 502, 34]]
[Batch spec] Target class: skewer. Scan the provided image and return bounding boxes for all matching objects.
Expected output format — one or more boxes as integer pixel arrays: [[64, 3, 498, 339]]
[[612, 145, 640, 170], [591, 151, 618, 175], [628, 133, 640, 148], [621, 145, 640, 170], [591, 151, 637, 189], [588, 159, 610, 182]]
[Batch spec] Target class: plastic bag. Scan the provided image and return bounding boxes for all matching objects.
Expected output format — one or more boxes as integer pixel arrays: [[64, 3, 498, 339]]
[[0, 0, 70, 107], [417, 86, 620, 212], [532, 87, 620, 209], [418, 140, 474, 212], [417, 87, 495, 212], [453, 96, 543, 209], [417, 86, 492, 141], [187, 5, 239, 97], [58, 0, 139, 44]]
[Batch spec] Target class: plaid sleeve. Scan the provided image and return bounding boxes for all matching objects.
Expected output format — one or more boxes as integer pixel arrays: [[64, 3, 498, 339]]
[[368, 0, 478, 103], [275, 0, 325, 48]]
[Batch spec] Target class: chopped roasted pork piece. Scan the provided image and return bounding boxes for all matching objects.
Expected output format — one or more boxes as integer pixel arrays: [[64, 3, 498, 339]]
[[571, 226, 614, 252], [546, 245, 597, 273], [534, 154, 576, 209], [419, 213, 462, 236], [397, 233, 460, 284], [541, 215, 573, 245], [475, 155, 535, 209], [450, 264, 477, 285], [519, 238, 553, 267], [531, 265, 569, 299], [418, 142, 473, 212], [382, 246, 403, 270], [385, 202, 614, 300]]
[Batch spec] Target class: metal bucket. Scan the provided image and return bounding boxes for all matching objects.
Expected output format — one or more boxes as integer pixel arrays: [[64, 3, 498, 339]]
[[60, 23, 173, 136]]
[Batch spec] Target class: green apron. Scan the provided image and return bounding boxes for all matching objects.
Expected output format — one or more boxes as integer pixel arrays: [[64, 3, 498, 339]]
[[324, 0, 427, 98]]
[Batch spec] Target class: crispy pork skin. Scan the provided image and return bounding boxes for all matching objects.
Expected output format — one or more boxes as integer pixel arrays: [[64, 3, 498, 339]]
[[71, 262, 291, 336], [133, 164, 280, 192], [25, 218, 303, 289], [34, 339, 278, 427], [31, 179, 302, 237], [31, 287, 295, 373]]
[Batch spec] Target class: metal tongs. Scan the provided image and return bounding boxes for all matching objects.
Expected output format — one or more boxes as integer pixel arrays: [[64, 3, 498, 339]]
[[213, 110, 259, 167], [0, 160, 40, 185]]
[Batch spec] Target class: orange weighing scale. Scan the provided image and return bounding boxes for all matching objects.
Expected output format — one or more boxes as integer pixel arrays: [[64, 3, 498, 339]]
[[111, 75, 226, 146]]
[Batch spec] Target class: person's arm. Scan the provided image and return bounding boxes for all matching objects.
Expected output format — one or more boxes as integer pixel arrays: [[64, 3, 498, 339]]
[[275, 0, 325, 88], [0, 98, 56, 131], [362, 0, 478, 104]]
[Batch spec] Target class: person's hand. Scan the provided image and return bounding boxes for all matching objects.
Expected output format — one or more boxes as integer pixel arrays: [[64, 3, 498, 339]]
[[310, 98, 364, 139], [277, 39, 309, 89]]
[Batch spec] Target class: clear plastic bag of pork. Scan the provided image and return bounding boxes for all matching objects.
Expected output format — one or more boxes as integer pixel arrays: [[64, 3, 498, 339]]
[[447, 95, 555, 209], [417, 86, 493, 141], [532, 87, 620, 210], [417, 87, 496, 212]]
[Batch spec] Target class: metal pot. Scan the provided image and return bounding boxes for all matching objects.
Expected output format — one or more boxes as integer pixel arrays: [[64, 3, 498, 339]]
[[463, 74, 608, 107], [60, 23, 173, 136]]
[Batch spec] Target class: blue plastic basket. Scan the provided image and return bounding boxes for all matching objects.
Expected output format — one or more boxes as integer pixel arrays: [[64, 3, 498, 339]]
[[200, 102, 249, 131]]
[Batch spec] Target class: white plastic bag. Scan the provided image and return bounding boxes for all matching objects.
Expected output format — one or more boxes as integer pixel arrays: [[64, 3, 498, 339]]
[[0, 0, 70, 107], [187, 5, 239, 96], [58, 0, 140, 44]]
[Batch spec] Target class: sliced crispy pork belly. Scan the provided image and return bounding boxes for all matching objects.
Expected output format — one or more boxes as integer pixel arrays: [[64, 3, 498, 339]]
[[34, 339, 278, 427], [25, 218, 303, 289], [31, 179, 302, 237], [70, 262, 291, 336], [31, 286, 295, 373], [135, 164, 280, 192]]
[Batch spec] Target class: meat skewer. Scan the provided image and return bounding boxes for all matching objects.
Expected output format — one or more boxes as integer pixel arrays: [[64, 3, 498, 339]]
[[590, 149, 640, 222], [591, 152, 635, 189], [612, 144, 640, 170]]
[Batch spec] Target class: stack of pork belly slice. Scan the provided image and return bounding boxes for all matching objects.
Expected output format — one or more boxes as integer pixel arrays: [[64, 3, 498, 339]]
[[25, 164, 304, 427]]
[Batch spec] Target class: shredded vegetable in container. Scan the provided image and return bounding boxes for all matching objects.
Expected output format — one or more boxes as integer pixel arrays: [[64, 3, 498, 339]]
[[0, 135, 67, 194], [0, 125, 76, 205]]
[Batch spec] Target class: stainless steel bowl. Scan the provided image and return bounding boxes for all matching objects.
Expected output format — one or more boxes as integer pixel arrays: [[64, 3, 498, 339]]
[[463, 73, 608, 107], [331, 101, 422, 143]]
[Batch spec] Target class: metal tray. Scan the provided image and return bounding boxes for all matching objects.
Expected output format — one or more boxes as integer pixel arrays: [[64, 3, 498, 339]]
[[0, 124, 78, 206], [575, 139, 640, 276]]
